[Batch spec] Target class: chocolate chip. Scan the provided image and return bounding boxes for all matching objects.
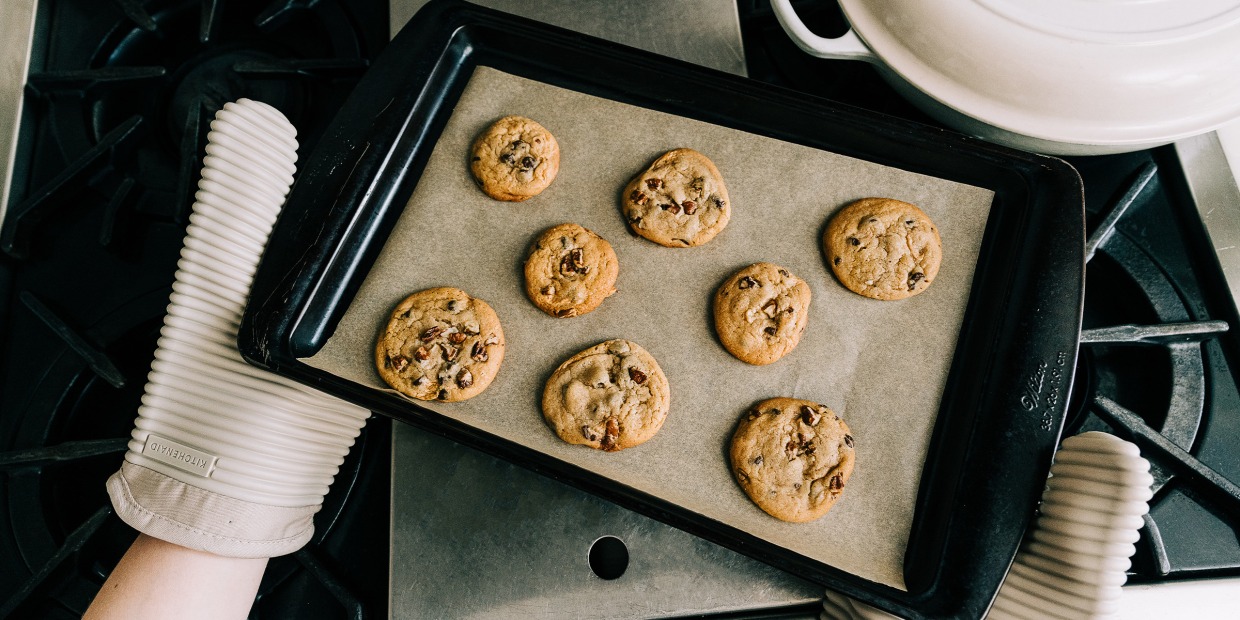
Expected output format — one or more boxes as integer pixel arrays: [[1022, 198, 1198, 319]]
[[559, 248, 585, 275], [829, 474, 844, 492], [456, 369, 473, 388], [412, 376, 425, 386], [833, 256, 841, 265], [764, 326, 777, 336], [793, 482, 802, 490], [420, 325, 444, 342], [413, 346, 430, 361], [844, 434, 854, 448], [785, 441, 797, 458], [905, 220, 915, 226], [499, 153, 514, 164], [601, 417, 620, 451], [520, 156, 535, 169], [645, 178, 662, 190], [510, 140, 524, 149], [390, 355, 410, 372], [628, 215, 643, 227], [762, 299, 778, 317], [715, 197, 726, 208], [399, 309, 411, 319], [681, 200, 696, 215], [738, 276, 758, 289], [848, 236, 860, 246], [767, 408, 780, 416], [581, 425, 598, 441], [630, 189, 648, 205], [437, 389, 449, 400], [660, 203, 680, 214], [753, 455, 763, 465], [470, 341, 488, 362], [800, 405, 820, 426], [448, 332, 466, 345], [446, 300, 458, 311], [747, 408, 760, 421], [908, 271, 924, 290], [778, 269, 789, 277], [628, 367, 647, 384]]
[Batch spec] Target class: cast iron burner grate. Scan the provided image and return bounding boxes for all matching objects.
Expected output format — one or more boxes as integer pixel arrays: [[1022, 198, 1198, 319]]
[[0, 0, 391, 617], [1066, 159, 1240, 581]]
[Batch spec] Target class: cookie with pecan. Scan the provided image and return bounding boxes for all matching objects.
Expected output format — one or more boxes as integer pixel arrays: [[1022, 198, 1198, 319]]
[[622, 148, 731, 247], [524, 223, 618, 318], [730, 397, 855, 523], [824, 197, 942, 300], [375, 287, 505, 402], [542, 339, 670, 452], [713, 262, 811, 365], [469, 115, 560, 201]]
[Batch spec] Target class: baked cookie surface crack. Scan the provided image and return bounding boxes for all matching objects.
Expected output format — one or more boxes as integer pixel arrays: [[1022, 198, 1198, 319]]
[[713, 262, 811, 365], [622, 148, 731, 247], [824, 197, 942, 300], [542, 340, 670, 452], [469, 115, 560, 202], [375, 287, 505, 402], [730, 397, 855, 523], [523, 223, 618, 318]]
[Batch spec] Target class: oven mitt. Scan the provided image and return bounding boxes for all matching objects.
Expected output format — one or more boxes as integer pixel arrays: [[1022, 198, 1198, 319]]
[[820, 432, 1152, 619], [105, 99, 370, 558]]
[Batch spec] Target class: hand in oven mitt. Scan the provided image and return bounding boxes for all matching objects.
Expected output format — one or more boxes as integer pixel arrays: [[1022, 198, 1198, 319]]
[[105, 99, 370, 558]]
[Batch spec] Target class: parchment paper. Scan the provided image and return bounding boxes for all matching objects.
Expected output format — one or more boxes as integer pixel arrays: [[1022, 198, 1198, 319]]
[[306, 67, 995, 590]]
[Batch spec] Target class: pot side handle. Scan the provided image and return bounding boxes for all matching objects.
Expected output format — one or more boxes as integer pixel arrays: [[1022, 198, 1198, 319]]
[[770, 0, 878, 63]]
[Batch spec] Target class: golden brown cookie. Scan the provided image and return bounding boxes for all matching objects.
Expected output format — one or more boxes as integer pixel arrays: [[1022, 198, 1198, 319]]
[[524, 223, 619, 318], [375, 287, 505, 402], [469, 116, 560, 201], [542, 340, 670, 452], [730, 398, 855, 523], [713, 262, 811, 365], [621, 148, 731, 247], [824, 197, 942, 300]]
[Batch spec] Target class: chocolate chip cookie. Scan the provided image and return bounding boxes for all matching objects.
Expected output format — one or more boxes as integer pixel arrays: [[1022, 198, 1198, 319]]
[[524, 223, 619, 318], [730, 398, 856, 523], [713, 262, 811, 365], [375, 287, 505, 402], [622, 148, 731, 247], [469, 116, 560, 201], [542, 339, 670, 452], [824, 197, 942, 300]]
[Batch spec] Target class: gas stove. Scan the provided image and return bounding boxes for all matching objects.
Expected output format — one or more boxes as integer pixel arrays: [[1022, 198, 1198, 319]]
[[0, 1, 391, 617], [3, 1, 1240, 619]]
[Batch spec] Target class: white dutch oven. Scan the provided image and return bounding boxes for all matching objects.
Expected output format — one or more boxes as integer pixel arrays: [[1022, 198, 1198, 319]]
[[772, 0, 1240, 155]]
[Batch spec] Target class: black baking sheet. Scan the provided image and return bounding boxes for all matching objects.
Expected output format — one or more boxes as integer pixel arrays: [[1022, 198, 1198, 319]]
[[239, 2, 1084, 617]]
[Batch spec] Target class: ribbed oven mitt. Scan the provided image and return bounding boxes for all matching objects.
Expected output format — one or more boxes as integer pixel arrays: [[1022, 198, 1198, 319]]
[[820, 431, 1153, 619], [105, 99, 370, 558]]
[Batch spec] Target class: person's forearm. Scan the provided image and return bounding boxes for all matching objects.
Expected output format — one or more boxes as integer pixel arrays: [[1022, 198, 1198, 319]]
[[84, 534, 267, 620]]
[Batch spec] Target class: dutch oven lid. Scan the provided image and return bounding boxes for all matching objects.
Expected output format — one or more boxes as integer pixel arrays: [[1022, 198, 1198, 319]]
[[841, 0, 1240, 147]]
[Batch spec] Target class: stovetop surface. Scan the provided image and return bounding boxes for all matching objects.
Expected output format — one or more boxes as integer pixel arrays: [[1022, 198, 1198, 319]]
[[3, 1, 1240, 618]]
